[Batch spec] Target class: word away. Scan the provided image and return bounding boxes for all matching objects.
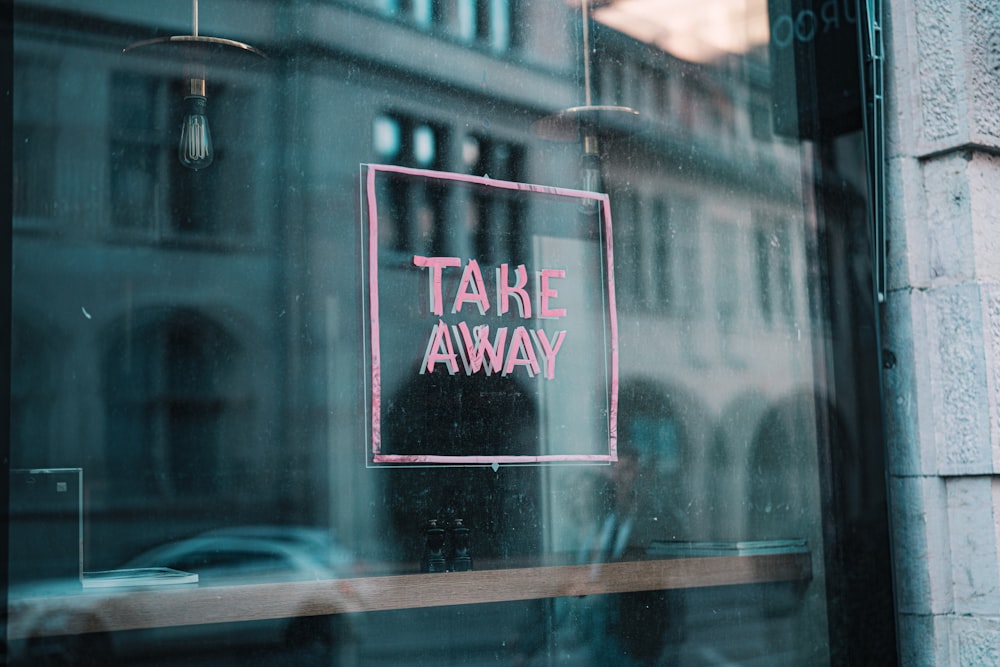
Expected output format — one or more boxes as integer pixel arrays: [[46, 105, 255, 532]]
[[414, 256, 568, 379]]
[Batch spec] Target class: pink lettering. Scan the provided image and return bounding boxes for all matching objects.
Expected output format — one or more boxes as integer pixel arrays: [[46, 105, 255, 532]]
[[453, 259, 490, 315], [497, 264, 532, 318], [413, 255, 461, 316], [420, 319, 459, 374], [503, 326, 541, 377], [538, 269, 567, 319], [454, 322, 508, 375], [531, 329, 567, 380]]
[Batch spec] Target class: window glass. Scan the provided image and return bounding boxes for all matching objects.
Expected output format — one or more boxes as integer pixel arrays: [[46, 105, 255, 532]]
[[7, 1, 896, 665]]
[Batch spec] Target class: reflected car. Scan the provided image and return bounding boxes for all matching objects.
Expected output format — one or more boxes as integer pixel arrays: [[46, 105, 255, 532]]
[[121, 525, 356, 584], [9, 526, 359, 666]]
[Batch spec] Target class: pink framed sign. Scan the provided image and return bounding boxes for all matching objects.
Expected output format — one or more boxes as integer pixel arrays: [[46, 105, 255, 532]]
[[361, 164, 618, 466]]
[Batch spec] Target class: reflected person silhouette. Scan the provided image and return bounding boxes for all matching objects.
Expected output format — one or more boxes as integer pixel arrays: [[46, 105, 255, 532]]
[[581, 441, 680, 666], [520, 439, 682, 666]]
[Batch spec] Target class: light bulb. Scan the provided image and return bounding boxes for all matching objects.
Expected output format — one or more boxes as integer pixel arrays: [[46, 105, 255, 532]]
[[580, 150, 602, 193], [178, 78, 213, 170], [579, 132, 602, 214], [581, 133, 603, 188]]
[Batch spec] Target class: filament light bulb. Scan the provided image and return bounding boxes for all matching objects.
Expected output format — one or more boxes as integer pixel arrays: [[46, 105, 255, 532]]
[[178, 78, 213, 170], [580, 132, 602, 198]]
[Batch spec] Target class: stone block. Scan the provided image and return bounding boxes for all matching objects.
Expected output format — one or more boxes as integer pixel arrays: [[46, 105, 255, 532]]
[[882, 288, 936, 476], [898, 612, 1000, 666], [884, 2, 920, 161], [889, 474, 953, 615], [949, 613, 1000, 666], [946, 476, 1000, 615], [926, 283, 994, 474], [966, 0, 1000, 147], [891, 147, 999, 289], [889, 1, 1000, 155], [985, 284, 1000, 468], [968, 152, 1000, 284], [915, 0, 963, 143], [885, 156, 929, 292], [882, 281, 999, 476], [924, 153, 975, 283]]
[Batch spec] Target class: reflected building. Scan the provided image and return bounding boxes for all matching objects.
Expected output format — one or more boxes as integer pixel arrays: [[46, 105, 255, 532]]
[[9, 1, 887, 663], [10, 0, 867, 561]]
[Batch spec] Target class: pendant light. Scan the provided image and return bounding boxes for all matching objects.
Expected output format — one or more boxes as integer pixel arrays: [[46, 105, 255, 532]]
[[532, 0, 640, 193], [124, 0, 265, 170]]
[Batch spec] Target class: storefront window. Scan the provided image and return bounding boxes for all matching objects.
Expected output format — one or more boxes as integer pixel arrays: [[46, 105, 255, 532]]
[[7, 1, 895, 665]]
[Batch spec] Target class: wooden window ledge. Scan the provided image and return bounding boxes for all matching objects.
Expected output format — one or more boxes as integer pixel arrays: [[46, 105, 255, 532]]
[[8, 552, 811, 639]]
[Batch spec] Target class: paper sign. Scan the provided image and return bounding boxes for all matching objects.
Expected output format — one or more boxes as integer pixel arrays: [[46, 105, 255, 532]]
[[361, 164, 618, 465]]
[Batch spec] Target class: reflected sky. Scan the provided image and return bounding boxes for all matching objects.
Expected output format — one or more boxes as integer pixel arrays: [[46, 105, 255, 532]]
[[588, 0, 770, 63]]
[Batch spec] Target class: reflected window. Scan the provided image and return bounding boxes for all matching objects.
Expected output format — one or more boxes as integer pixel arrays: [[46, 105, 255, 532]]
[[651, 199, 673, 312], [714, 218, 740, 329], [373, 113, 448, 255], [673, 198, 702, 318], [443, 0, 513, 49], [750, 90, 773, 141], [412, 124, 437, 167], [379, 0, 430, 25], [749, 396, 814, 539], [110, 72, 164, 233], [476, 0, 511, 51], [614, 191, 640, 309], [373, 114, 402, 159], [13, 57, 59, 222], [386, 0, 511, 50], [777, 220, 795, 320], [446, 0, 478, 41], [104, 309, 242, 499], [413, 0, 434, 28], [637, 63, 670, 120], [463, 134, 524, 264], [110, 73, 257, 240], [754, 212, 795, 327], [596, 57, 624, 107]]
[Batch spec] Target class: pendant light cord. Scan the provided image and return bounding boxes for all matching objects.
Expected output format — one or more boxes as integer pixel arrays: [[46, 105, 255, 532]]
[[581, 0, 592, 107]]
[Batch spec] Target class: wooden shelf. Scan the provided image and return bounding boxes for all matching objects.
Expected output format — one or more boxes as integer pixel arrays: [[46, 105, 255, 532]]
[[8, 553, 811, 640]]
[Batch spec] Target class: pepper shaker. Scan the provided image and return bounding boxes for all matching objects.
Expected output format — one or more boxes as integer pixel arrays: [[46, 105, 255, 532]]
[[421, 519, 447, 573], [448, 518, 473, 572]]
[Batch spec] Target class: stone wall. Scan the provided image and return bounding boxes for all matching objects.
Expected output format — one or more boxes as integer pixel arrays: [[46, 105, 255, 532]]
[[883, 1, 1000, 663]]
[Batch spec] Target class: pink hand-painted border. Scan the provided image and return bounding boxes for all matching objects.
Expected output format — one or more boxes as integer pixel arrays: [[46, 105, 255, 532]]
[[363, 163, 618, 465]]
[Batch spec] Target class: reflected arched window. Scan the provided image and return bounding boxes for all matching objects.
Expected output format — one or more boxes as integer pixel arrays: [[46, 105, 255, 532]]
[[615, 379, 690, 537], [104, 308, 243, 499], [748, 395, 814, 539], [380, 372, 540, 563]]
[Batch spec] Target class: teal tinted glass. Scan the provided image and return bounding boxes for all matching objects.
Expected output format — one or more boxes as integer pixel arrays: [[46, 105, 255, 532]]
[[8, 1, 895, 664]]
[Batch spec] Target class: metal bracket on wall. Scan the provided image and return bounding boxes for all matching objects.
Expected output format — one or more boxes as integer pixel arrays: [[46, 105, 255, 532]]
[[860, 0, 886, 303]]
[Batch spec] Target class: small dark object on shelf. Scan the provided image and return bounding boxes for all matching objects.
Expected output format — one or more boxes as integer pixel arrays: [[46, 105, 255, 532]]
[[421, 519, 447, 573], [448, 518, 473, 572]]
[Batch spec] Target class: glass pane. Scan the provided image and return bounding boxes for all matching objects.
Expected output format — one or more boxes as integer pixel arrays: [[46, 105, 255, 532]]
[[8, 1, 895, 665]]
